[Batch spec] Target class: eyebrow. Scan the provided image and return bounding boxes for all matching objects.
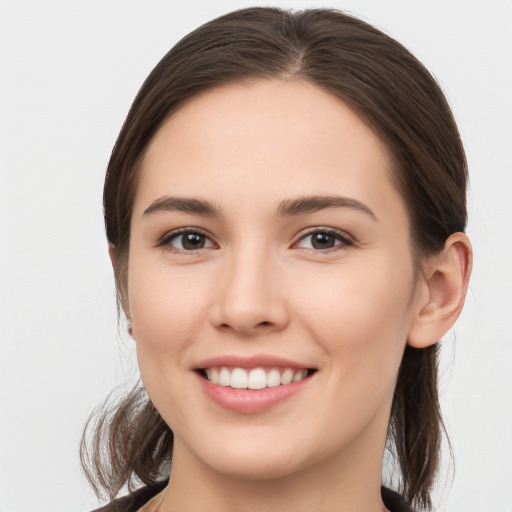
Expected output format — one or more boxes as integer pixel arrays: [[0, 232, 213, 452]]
[[277, 195, 377, 220], [143, 196, 220, 217], [142, 194, 376, 220]]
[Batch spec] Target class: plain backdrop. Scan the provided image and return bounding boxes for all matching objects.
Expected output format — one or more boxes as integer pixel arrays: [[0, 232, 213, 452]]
[[1, 1, 511, 511]]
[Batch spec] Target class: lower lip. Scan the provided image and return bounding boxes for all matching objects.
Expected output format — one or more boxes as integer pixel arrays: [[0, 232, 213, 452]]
[[196, 372, 312, 413]]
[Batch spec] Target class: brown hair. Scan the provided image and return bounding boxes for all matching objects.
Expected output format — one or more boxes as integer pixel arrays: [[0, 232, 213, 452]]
[[81, 7, 467, 510]]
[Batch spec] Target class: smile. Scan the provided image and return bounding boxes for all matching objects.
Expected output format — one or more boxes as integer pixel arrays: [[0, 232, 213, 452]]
[[195, 355, 317, 412], [203, 366, 311, 389]]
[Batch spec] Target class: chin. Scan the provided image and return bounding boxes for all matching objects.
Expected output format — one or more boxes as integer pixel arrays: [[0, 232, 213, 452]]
[[205, 447, 309, 481], [180, 424, 335, 482]]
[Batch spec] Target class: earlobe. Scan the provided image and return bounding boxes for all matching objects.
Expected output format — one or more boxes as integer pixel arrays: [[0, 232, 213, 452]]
[[408, 233, 472, 348]]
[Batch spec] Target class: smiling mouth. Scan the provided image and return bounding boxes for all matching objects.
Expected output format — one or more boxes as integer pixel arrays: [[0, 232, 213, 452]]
[[198, 367, 316, 390]]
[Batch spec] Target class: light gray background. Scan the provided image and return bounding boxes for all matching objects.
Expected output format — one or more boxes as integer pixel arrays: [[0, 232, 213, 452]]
[[1, 1, 511, 511]]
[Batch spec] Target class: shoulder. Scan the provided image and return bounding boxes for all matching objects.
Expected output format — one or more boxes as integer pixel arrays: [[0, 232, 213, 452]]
[[381, 487, 415, 512], [90, 481, 167, 512]]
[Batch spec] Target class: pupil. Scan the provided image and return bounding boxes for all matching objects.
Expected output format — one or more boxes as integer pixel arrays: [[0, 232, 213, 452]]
[[183, 233, 204, 250], [312, 233, 334, 249]]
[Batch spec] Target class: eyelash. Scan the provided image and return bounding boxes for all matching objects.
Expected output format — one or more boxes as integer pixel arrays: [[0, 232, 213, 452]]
[[158, 227, 354, 254], [294, 228, 354, 252], [158, 228, 217, 253]]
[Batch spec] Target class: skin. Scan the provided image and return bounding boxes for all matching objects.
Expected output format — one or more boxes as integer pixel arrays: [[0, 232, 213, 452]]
[[119, 80, 471, 512]]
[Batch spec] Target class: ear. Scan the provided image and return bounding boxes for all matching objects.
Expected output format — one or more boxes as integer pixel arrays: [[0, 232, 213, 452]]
[[408, 233, 472, 348]]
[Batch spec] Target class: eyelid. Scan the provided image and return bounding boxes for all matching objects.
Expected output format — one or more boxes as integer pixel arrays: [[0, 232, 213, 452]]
[[157, 227, 218, 252], [293, 227, 355, 250], [156, 226, 354, 253]]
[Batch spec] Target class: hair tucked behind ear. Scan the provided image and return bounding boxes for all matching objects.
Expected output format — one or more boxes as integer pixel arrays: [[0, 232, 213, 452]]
[[83, 7, 467, 510]]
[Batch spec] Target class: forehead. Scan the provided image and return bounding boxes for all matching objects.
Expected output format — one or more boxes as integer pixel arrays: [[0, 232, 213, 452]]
[[134, 80, 406, 224]]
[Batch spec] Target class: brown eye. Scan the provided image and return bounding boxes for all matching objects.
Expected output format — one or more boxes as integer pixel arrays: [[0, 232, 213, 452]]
[[296, 230, 353, 251], [167, 231, 214, 251], [182, 233, 205, 250], [310, 232, 336, 249]]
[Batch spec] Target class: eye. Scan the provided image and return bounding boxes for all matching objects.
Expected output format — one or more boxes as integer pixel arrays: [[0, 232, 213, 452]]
[[162, 229, 215, 252], [295, 229, 353, 251]]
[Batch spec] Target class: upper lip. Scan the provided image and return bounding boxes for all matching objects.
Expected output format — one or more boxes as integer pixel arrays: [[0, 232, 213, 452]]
[[195, 354, 314, 370]]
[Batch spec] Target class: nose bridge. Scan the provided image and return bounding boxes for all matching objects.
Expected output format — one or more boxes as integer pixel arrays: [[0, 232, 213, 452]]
[[211, 241, 288, 334]]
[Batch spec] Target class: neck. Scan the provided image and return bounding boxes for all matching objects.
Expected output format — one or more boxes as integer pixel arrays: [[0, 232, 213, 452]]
[[159, 432, 388, 512]]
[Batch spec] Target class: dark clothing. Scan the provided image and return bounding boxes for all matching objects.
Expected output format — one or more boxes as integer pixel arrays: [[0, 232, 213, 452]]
[[90, 480, 166, 512], [91, 480, 414, 512], [381, 487, 415, 512]]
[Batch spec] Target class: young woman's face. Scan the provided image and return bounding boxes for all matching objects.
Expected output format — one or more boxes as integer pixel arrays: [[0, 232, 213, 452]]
[[127, 80, 425, 480]]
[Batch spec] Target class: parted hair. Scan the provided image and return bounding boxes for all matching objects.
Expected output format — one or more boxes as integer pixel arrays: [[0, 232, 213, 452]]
[[81, 7, 467, 511]]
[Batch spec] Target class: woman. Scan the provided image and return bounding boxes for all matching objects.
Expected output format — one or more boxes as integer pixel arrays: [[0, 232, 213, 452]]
[[82, 7, 472, 512]]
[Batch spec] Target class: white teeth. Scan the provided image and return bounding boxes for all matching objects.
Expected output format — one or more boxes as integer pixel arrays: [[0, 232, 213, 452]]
[[204, 366, 311, 389], [266, 369, 281, 387], [292, 369, 308, 382], [248, 368, 267, 389], [280, 368, 294, 385], [231, 368, 248, 389], [218, 367, 231, 386], [208, 367, 219, 384]]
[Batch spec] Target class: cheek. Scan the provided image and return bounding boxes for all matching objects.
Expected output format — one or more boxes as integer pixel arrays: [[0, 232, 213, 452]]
[[294, 258, 415, 378], [127, 258, 212, 369], [299, 265, 415, 434], [302, 257, 412, 324]]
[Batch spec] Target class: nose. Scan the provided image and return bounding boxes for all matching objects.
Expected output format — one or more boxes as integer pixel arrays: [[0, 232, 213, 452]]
[[210, 249, 289, 336]]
